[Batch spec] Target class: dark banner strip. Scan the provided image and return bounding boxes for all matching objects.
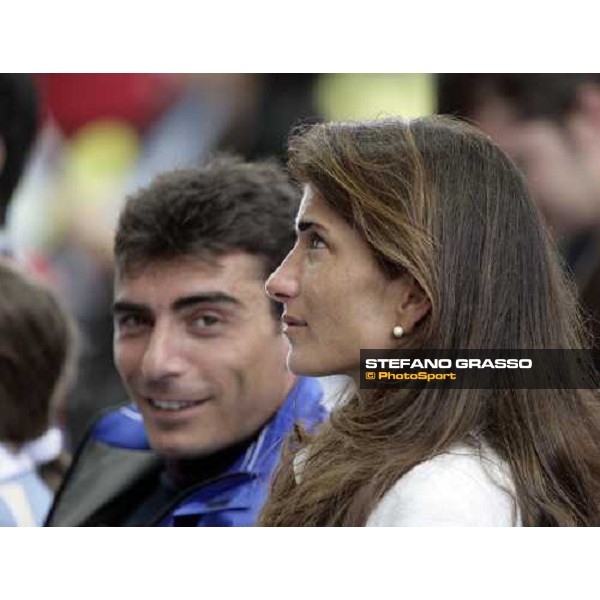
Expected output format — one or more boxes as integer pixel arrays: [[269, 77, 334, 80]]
[[360, 350, 600, 389]]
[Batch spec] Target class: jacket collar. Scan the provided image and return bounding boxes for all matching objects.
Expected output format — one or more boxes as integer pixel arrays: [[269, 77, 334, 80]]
[[160, 377, 326, 524], [47, 378, 327, 526], [230, 375, 326, 477]]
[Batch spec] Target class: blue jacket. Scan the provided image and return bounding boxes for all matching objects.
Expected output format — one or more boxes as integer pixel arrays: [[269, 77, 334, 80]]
[[45, 377, 327, 526]]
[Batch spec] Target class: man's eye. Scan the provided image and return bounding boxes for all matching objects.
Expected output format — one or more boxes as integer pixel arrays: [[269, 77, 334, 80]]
[[116, 314, 149, 332], [308, 233, 326, 250], [191, 314, 222, 329]]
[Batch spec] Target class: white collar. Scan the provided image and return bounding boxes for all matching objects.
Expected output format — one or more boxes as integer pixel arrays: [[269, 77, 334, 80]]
[[0, 428, 63, 480]]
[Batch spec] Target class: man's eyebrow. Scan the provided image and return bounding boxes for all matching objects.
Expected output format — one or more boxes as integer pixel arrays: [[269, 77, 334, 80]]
[[172, 293, 242, 311], [113, 293, 242, 315], [112, 300, 150, 315]]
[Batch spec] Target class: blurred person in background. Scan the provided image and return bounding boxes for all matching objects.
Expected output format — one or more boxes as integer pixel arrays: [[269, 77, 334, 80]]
[[437, 74, 600, 345], [10, 74, 321, 449], [0, 74, 39, 258], [45, 157, 328, 526], [212, 74, 320, 161], [0, 262, 77, 526]]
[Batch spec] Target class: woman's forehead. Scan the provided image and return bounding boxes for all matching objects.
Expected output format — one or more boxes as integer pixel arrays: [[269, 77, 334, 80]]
[[297, 184, 332, 223]]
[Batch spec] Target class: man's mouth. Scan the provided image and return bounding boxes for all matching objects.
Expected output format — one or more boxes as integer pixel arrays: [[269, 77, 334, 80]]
[[147, 398, 207, 412]]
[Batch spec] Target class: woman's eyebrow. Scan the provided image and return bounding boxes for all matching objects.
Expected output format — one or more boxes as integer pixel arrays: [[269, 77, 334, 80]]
[[296, 219, 326, 233]]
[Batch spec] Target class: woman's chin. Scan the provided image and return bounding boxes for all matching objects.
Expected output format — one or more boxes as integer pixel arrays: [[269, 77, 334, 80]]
[[288, 352, 327, 377], [287, 351, 348, 378]]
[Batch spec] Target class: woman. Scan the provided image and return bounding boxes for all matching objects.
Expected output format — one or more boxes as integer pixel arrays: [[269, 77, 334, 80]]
[[261, 116, 600, 526]]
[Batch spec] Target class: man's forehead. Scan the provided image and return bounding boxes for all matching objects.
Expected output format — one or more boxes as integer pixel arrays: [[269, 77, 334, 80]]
[[114, 252, 267, 302], [118, 251, 264, 280]]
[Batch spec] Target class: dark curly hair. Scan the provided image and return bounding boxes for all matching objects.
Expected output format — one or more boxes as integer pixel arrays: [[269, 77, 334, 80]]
[[115, 156, 301, 289]]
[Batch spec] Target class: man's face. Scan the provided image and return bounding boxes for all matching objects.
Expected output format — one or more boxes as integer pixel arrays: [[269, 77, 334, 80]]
[[113, 252, 294, 459]]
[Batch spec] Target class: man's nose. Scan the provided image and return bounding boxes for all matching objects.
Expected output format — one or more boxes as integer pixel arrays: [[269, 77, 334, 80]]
[[141, 322, 186, 383], [265, 251, 300, 303]]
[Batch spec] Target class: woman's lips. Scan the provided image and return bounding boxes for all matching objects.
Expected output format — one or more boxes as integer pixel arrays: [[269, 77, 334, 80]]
[[282, 313, 308, 333], [282, 314, 308, 326]]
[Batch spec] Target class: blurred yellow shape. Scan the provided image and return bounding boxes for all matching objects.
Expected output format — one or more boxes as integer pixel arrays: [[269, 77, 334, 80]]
[[316, 74, 435, 121]]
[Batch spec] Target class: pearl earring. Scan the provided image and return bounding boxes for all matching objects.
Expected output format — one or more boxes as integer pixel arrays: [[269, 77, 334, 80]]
[[393, 325, 404, 339]]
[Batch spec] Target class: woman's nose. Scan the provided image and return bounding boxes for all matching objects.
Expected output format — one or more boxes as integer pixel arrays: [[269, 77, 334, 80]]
[[265, 251, 300, 302]]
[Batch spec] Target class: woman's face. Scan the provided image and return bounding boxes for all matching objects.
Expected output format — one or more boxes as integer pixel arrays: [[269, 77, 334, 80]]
[[266, 184, 426, 380]]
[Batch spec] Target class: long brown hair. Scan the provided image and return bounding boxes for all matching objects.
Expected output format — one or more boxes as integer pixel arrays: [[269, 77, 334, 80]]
[[260, 116, 600, 526]]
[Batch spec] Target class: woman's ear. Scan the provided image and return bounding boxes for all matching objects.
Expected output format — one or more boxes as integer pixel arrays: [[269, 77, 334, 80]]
[[394, 274, 431, 334]]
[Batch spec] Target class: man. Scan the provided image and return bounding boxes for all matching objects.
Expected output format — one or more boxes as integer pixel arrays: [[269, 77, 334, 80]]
[[45, 156, 327, 526], [437, 73, 600, 349]]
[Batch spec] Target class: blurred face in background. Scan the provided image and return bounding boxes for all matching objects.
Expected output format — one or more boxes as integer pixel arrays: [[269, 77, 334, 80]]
[[472, 88, 600, 237], [113, 252, 294, 459]]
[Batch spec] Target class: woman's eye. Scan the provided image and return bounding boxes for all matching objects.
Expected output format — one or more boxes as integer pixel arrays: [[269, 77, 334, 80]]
[[308, 233, 326, 250]]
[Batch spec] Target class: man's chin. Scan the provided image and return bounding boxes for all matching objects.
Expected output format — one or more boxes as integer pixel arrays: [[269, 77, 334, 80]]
[[150, 442, 211, 460], [144, 431, 202, 458]]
